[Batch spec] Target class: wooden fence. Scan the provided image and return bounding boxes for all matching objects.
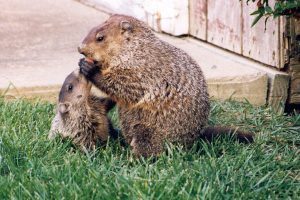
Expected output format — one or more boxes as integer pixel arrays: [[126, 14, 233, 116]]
[[189, 0, 287, 69]]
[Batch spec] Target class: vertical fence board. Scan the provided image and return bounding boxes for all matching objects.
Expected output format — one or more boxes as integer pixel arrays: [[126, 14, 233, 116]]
[[189, 0, 207, 40], [207, 0, 242, 53], [242, 1, 281, 68]]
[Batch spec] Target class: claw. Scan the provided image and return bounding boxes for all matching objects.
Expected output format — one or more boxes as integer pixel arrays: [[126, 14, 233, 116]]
[[78, 58, 85, 66]]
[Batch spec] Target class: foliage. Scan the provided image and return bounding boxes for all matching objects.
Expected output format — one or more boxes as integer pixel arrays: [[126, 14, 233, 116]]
[[0, 98, 299, 199], [242, 0, 300, 27]]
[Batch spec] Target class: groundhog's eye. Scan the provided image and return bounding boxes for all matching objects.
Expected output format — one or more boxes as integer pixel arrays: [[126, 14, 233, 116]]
[[67, 84, 73, 92], [96, 35, 104, 42]]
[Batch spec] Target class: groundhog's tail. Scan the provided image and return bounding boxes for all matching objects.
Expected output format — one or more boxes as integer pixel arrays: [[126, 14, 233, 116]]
[[200, 126, 254, 143]]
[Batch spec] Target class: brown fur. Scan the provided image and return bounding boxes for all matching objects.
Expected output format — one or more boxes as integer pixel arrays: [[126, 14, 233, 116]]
[[78, 14, 253, 157], [48, 70, 115, 151]]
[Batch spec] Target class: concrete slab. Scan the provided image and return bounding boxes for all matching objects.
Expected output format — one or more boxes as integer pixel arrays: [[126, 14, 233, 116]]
[[0, 0, 269, 106]]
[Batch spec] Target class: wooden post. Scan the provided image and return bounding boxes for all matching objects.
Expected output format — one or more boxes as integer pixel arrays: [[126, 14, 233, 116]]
[[289, 58, 300, 104], [287, 17, 300, 105]]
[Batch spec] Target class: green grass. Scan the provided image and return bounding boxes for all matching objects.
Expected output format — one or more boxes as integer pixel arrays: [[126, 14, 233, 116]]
[[0, 98, 299, 199]]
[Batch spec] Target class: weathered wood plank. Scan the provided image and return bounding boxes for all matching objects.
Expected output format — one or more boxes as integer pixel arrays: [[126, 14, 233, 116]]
[[207, 0, 242, 53], [268, 73, 290, 113], [286, 17, 300, 105], [290, 18, 300, 59], [289, 58, 300, 104], [242, 0, 283, 68], [207, 73, 268, 106], [189, 0, 207, 40], [279, 17, 289, 68]]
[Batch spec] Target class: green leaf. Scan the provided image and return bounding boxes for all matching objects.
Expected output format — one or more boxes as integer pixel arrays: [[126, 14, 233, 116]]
[[251, 13, 263, 27], [285, 2, 298, 10], [274, 2, 281, 10], [265, 6, 273, 13], [250, 9, 262, 16]]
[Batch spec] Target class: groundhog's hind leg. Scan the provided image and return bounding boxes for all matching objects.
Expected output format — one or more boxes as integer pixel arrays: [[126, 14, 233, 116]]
[[130, 124, 163, 158]]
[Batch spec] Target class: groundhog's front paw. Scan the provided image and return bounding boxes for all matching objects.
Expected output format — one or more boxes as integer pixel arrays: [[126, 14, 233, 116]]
[[78, 58, 100, 79]]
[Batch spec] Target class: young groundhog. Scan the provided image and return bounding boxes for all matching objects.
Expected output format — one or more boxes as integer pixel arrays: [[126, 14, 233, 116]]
[[78, 14, 253, 157], [48, 69, 116, 151]]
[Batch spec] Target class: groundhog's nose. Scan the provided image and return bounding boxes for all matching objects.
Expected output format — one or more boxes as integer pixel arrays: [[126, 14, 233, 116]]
[[77, 44, 87, 56]]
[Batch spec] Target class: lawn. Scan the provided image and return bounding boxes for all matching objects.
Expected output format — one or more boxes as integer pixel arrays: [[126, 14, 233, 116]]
[[0, 98, 299, 199]]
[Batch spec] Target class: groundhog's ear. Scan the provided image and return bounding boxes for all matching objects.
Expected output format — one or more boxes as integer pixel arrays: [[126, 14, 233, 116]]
[[58, 103, 70, 114], [120, 21, 133, 33]]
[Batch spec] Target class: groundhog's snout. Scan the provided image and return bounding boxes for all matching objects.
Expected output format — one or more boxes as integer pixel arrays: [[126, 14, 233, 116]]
[[77, 44, 87, 56]]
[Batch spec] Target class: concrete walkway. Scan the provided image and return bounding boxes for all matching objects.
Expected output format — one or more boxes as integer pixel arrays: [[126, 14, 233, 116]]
[[0, 0, 279, 106], [0, 0, 108, 100]]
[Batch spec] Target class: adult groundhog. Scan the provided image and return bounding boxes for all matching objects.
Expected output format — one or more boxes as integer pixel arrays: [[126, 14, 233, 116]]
[[78, 14, 253, 157], [48, 69, 116, 151]]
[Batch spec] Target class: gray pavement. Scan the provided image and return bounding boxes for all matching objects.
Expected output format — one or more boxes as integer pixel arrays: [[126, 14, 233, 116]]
[[0, 0, 108, 88]]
